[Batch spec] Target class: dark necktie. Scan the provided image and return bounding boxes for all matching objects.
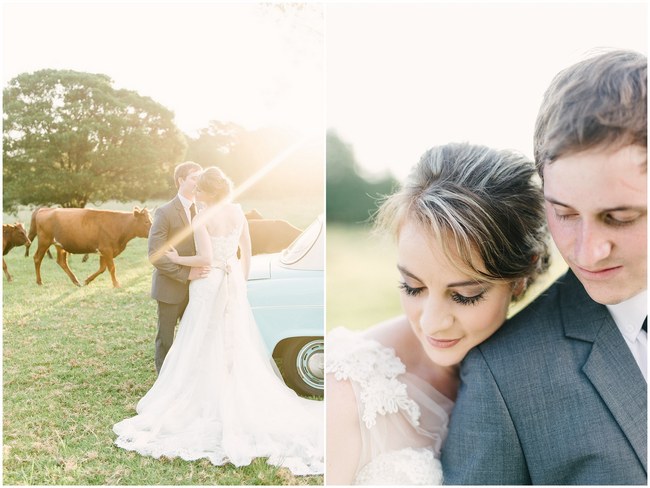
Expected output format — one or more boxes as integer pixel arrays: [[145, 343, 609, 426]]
[[189, 203, 197, 221], [642, 317, 647, 333]]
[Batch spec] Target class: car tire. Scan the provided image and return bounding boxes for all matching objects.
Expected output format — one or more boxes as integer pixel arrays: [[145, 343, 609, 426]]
[[278, 337, 324, 398]]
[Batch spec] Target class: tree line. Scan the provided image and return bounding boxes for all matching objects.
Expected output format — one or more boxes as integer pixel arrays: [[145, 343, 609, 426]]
[[3, 69, 323, 214], [326, 130, 398, 224]]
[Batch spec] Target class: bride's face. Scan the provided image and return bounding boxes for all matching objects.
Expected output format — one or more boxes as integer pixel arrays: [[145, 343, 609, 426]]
[[397, 219, 513, 368], [194, 186, 208, 203], [194, 187, 212, 204]]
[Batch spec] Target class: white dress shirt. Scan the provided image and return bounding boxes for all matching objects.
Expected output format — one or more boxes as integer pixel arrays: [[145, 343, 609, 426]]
[[606, 290, 647, 381], [177, 193, 195, 224]]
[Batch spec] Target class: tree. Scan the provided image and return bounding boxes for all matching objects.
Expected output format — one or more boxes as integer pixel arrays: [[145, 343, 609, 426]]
[[326, 130, 398, 224], [184, 121, 245, 169], [185, 122, 324, 202], [3, 69, 186, 212]]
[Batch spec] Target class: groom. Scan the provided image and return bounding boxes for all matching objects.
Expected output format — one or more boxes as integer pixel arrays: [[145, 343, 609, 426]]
[[148, 161, 209, 373], [442, 50, 647, 484]]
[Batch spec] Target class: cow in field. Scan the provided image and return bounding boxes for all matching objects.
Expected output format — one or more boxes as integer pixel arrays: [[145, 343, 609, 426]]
[[3, 223, 31, 282], [33, 207, 152, 288], [25, 207, 91, 262], [247, 219, 302, 255], [242, 209, 303, 255]]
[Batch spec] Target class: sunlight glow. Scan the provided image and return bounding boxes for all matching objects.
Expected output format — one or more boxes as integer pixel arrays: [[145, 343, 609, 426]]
[[3, 3, 324, 137], [327, 3, 647, 180], [148, 135, 314, 265]]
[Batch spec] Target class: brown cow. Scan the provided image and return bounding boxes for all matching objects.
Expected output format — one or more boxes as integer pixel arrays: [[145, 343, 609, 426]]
[[33, 207, 152, 288], [244, 209, 264, 220], [247, 219, 303, 255], [25, 207, 90, 262], [242, 209, 302, 254], [25, 207, 54, 258], [3, 223, 31, 282]]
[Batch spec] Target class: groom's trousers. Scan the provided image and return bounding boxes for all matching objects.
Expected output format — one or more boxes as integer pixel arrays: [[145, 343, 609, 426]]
[[155, 294, 190, 374]]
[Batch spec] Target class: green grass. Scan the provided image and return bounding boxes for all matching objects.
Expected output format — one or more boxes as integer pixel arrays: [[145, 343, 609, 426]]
[[3, 223, 323, 485], [326, 223, 569, 332], [326, 224, 402, 331]]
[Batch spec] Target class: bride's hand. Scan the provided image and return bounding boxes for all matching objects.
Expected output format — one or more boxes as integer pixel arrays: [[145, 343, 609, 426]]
[[165, 247, 179, 263]]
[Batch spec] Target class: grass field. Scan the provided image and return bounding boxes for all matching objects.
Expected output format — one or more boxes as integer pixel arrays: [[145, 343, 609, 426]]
[[326, 223, 569, 332], [326, 224, 402, 330], [3, 199, 323, 485]]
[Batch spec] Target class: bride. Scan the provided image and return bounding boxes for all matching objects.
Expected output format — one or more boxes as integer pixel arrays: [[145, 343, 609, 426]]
[[113, 167, 323, 476], [326, 142, 551, 484]]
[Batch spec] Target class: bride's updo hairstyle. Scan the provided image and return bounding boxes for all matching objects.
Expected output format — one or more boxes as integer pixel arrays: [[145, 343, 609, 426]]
[[196, 166, 233, 203], [376, 142, 550, 301]]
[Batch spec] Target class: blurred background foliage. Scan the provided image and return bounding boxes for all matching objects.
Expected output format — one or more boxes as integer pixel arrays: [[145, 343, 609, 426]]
[[326, 130, 402, 329], [326, 130, 397, 225]]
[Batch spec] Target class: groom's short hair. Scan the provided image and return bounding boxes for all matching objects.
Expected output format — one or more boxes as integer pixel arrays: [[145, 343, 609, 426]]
[[173, 161, 203, 189], [534, 49, 647, 176]]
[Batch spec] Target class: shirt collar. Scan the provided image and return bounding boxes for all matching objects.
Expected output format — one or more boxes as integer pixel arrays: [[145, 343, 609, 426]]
[[606, 289, 647, 341], [177, 193, 194, 210]]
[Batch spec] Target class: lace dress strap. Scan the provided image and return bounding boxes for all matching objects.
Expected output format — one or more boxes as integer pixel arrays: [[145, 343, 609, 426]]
[[326, 327, 421, 429], [328, 327, 453, 485]]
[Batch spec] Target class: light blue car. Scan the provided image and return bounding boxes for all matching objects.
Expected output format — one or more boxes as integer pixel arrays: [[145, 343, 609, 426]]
[[247, 215, 324, 397]]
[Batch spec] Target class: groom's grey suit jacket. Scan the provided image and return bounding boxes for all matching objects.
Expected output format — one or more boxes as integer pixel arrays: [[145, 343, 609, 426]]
[[148, 196, 196, 304], [441, 270, 647, 485]]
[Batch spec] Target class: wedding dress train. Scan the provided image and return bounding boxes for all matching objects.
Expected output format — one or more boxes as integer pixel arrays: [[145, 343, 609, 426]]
[[113, 224, 323, 475]]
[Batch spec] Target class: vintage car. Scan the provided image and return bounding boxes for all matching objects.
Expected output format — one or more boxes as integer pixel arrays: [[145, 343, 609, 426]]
[[247, 214, 324, 397]]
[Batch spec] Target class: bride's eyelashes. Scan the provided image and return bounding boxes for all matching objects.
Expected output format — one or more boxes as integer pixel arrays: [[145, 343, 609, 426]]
[[398, 281, 487, 305], [450, 291, 486, 306], [398, 281, 424, 296]]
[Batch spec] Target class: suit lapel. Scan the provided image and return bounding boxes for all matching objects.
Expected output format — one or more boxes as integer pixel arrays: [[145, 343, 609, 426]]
[[561, 271, 647, 471], [583, 326, 647, 470]]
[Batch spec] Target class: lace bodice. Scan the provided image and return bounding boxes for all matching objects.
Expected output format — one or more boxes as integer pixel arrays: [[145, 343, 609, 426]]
[[189, 222, 243, 302], [209, 225, 241, 263], [326, 327, 454, 485]]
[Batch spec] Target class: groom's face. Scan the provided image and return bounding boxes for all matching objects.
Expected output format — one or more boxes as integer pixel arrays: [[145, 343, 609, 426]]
[[178, 169, 201, 199], [544, 144, 647, 305]]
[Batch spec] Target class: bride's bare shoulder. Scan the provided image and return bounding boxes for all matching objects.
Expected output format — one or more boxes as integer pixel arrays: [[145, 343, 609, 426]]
[[226, 203, 246, 220], [214, 203, 243, 223], [363, 316, 414, 356], [221, 202, 241, 213]]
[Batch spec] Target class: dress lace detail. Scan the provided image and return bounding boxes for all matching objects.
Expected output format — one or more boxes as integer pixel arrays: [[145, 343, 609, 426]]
[[210, 225, 241, 261], [113, 219, 323, 475], [326, 327, 453, 485], [326, 329, 421, 429], [355, 448, 443, 485]]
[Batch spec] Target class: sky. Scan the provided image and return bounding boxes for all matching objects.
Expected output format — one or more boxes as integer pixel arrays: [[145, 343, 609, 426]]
[[2, 2, 324, 138], [326, 2, 648, 180], [2, 2, 647, 180]]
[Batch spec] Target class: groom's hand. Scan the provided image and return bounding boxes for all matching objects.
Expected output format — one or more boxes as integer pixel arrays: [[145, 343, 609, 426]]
[[188, 266, 210, 281]]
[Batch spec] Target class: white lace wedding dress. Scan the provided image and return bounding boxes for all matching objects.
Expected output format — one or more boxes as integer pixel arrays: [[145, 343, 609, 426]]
[[113, 223, 323, 475], [326, 327, 454, 485]]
